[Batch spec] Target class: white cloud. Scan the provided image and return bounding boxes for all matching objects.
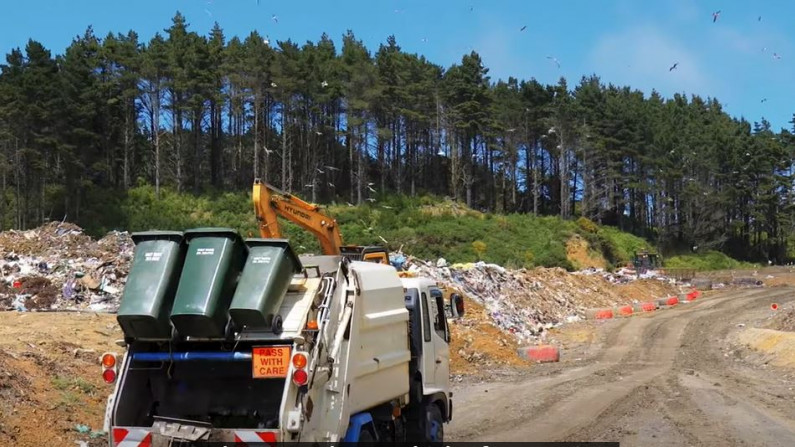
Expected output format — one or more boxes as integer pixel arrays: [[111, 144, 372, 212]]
[[587, 25, 718, 98]]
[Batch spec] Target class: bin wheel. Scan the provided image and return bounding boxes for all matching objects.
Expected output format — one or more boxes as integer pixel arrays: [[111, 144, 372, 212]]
[[272, 315, 283, 334]]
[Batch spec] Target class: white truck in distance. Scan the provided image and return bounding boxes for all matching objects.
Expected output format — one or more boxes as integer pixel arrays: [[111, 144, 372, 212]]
[[101, 230, 463, 446]]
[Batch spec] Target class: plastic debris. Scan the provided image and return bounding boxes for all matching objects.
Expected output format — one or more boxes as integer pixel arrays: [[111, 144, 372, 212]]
[[0, 223, 133, 312], [74, 424, 91, 433]]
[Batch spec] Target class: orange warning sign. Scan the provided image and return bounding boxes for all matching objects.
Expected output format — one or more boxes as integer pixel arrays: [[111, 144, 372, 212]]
[[252, 345, 291, 379]]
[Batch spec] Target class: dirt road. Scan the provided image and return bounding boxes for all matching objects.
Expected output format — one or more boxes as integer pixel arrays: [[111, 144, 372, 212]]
[[449, 287, 795, 446]]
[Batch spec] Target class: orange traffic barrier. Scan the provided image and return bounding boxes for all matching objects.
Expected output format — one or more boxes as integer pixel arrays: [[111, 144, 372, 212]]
[[667, 296, 679, 306], [616, 305, 634, 317], [518, 345, 560, 363], [585, 308, 615, 320], [637, 302, 656, 312]]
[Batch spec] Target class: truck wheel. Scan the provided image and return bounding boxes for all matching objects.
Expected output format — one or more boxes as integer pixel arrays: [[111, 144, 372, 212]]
[[426, 404, 444, 442], [358, 426, 376, 443], [408, 403, 443, 442]]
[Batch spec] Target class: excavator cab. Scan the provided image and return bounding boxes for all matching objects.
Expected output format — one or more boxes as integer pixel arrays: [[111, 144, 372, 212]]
[[339, 245, 389, 264]]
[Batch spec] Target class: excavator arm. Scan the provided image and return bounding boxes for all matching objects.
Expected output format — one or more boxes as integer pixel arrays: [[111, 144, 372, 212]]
[[252, 179, 389, 264], [253, 179, 343, 255]]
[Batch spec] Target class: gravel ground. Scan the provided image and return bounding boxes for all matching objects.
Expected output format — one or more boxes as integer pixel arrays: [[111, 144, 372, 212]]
[[448, 286, 795, 446]]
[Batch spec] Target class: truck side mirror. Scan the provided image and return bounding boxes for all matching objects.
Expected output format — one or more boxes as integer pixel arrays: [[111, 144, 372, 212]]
[[450, 293, 465, 318]]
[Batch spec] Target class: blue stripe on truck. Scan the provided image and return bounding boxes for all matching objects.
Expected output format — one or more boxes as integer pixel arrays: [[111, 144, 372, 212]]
[[132, 351, 252, 362]]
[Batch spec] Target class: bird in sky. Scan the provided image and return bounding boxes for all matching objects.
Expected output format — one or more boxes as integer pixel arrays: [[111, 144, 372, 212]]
[[315, 131, 323, 135], [324, 165, 340, 171], [546, 56, 561, 68], [421, 37, 428, 43], [761, 98, 768, 103], [367, 185, 376, 193], [758, 16, 762, 21], [774, 53, 782, 60], [712, 10, 721, 22], [328, 183, 335, 188], [520, 25, 527, 32], [365, 198, 376, 202], [506, 128, 517, 133], [304, 184, 313, 188], [316, 168, 325, 174], [271, 14, 278, 23], [669, 62, 679, 71], [264, 147, 273, 155], [263, 37, 270, 46], [204, 9, 212, 18]]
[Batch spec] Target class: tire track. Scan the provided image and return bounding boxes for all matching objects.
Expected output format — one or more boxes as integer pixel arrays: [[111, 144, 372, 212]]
[[449, 287, 794, 443]]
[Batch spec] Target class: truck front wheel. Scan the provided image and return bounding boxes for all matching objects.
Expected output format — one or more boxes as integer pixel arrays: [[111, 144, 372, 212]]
[[407, 403, 444, 442]]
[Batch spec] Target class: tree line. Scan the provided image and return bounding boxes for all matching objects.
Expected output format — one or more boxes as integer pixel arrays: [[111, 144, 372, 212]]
[[1, 12, 793, 263]]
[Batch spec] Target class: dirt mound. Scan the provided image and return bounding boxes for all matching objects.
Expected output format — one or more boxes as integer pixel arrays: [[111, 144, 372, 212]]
[[450, 297, 528, 374], [0, 312, 121, 447], [566, 235, 607, 270]]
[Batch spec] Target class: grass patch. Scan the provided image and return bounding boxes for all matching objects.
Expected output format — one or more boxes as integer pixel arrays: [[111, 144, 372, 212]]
[[664, 250, 758, 271], [51, 375, 97, 395]]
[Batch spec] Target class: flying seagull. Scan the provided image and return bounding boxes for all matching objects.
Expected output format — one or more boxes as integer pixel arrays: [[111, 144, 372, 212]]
[[204, 9, 212, 18], [774, 53, 782, 60], [669, 62, 679, 71], [758, 16, 762, 21], [324, 165, 340, 171], [321, 80, 328, 88], [546, 56, 561, 68], [712, 10, 721, 22], [520, 25, 527, 32], [761, 98, 768, 103], [271, 14, 278, 23]]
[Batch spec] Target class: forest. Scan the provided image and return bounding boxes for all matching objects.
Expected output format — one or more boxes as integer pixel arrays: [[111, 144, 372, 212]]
[[0, 13, 794, 263]]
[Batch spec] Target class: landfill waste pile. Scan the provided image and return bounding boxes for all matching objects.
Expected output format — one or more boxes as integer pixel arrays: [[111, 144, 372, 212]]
[[403, 257, 683, 342], [0, 222, 133, 312]]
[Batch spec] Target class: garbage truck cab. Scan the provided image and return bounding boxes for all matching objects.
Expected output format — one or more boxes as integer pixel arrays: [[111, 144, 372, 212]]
[[101, 228, 460, 445]]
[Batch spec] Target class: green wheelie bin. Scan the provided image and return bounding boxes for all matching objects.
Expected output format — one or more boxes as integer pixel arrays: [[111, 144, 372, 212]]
[[169, 228, 246, 338], [116, 231, 186, 340], [228, 239, 303, 333]]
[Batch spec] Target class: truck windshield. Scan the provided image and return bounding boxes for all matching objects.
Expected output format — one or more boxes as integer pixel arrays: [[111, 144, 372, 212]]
[[113, 349, 285, 429]]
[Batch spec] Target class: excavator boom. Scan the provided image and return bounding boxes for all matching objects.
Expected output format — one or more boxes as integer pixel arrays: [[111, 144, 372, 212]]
[[253, 179, 343, 255], [252, 179, 389, 264]]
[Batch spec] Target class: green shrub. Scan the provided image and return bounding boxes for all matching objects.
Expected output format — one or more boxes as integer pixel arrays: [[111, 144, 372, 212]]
[[664, 251, 757, 271]]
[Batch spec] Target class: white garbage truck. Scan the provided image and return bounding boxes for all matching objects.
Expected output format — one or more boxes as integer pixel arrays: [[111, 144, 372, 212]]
[[100, 228, 463, 446]]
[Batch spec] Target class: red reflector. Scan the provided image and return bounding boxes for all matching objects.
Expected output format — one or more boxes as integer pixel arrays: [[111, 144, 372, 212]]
[[140, 433, 152, 447], [112, 428, 129, 444], [103, 368, 116, 384], [257, 431, 278, 444], [292, 368, 308, 386]]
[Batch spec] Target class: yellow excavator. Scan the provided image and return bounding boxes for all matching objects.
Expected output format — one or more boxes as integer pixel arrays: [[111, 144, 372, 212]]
[[252, 179, 390, 264]]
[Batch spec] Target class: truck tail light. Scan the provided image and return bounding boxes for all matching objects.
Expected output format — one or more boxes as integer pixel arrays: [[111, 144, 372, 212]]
[[292, 352, 307, 369], [103, 368, 117, 384], [292, 368, 308, 386], [101, 352, 118, 384]]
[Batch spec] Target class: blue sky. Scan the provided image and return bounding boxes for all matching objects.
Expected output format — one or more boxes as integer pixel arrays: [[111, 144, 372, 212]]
[[2, 0, 794, 130]]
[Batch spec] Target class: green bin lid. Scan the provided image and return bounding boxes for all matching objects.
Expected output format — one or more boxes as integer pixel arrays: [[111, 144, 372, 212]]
[[183, 227, 242, 241], [131, 230, 185, 245], [244, 238, 303, 273]]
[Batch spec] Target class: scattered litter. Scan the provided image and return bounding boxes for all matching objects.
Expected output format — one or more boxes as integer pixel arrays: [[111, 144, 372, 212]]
[[74, 424, 90, 434], [0, 223, 133, 312], [737, 323, 746, 328]]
